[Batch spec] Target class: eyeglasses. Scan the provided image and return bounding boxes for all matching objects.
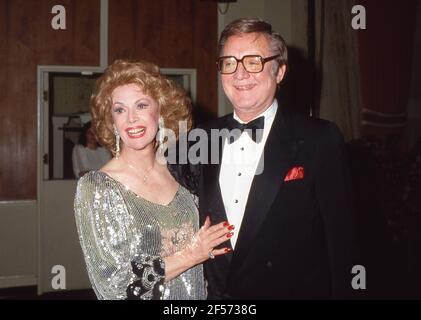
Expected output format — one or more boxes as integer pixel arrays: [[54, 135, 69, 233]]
[[216, 54, 280, 74]]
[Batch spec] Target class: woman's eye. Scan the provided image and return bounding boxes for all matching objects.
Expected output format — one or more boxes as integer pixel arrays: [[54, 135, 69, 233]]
[[137, 103, 148, 109], [113, 107, 124, 114]]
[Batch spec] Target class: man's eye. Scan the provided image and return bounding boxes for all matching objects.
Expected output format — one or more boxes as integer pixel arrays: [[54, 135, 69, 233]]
[[224, 60, 234, 67], [246, 58, 260, 65]]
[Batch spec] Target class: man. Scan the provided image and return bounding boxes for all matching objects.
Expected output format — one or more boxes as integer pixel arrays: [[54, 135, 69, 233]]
[[194, 18, 359, 299]]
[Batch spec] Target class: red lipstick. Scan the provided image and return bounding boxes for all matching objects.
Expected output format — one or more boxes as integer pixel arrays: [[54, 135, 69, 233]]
[[125, 126, 146, 139]]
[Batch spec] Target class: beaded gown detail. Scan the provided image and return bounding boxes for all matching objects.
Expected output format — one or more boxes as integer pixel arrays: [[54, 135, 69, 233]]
[[74, 170, 206, 300]]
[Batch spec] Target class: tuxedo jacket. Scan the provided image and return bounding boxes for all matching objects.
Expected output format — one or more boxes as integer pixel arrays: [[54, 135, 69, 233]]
[[171, 107, 359, 299]]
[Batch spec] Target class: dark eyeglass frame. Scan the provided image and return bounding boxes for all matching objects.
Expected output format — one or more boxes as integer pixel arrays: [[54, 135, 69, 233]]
[[216, 54, 280, 74]]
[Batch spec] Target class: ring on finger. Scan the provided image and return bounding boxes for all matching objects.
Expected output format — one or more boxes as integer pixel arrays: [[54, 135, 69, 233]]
[[208, 250, 215, 259]]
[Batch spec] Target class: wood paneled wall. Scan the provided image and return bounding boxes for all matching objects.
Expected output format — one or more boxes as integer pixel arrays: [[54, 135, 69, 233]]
[[0, 0, 218, 200], [0, 0, 100, 200], [108, 0, 218, 121]]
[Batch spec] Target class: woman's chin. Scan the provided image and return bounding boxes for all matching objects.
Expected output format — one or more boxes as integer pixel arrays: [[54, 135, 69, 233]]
[[124, 141, 156, 153]]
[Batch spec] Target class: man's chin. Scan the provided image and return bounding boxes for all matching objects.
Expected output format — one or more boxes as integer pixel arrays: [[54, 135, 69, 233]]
[[232, 101, 257, 112]]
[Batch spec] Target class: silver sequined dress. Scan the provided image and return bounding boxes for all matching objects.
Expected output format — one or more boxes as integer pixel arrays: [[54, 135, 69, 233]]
[[74, 170, 206, 300]]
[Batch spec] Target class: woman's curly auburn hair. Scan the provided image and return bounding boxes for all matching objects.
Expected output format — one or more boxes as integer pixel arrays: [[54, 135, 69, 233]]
[[90, 59, 192, 155]]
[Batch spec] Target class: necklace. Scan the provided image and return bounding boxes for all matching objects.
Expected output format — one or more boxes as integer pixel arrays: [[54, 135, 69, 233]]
[[122, 157, 155, 183]]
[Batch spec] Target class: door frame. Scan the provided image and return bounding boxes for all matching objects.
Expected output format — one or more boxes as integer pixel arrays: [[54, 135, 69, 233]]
[[36, 65, 105, 294]]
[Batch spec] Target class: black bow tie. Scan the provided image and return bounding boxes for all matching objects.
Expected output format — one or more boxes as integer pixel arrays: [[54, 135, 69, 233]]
[[226, 116, 265, 144]]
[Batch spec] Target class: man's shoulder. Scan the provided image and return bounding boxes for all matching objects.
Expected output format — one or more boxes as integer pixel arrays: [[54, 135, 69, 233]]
[[286, 111, 333, 130], [286, 111, 343, 142]]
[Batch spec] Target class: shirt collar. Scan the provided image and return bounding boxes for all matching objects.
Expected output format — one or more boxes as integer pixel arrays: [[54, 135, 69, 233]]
[[233, 99, 278, 124]]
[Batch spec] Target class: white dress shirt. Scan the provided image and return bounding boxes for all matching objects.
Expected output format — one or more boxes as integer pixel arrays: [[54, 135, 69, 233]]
[[219, 100, 278, 248]]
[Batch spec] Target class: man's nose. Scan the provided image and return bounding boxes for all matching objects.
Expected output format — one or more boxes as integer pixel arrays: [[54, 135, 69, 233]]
[[233, 61, 250, 80]]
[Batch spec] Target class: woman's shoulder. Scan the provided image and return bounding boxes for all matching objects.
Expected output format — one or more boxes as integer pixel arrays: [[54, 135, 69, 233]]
[[77, 170, 113, 191], [75, 171, 125, 211]]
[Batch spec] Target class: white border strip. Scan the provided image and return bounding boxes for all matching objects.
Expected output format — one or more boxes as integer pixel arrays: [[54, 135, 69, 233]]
[[0, 200, 36, 206], [0, 275, 37, 289], [362, 108, 407, 118], [361, 120, 407, 128]]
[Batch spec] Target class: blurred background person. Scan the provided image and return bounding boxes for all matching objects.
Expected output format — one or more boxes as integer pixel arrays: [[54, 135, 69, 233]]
[[72, 121, 112, 178]]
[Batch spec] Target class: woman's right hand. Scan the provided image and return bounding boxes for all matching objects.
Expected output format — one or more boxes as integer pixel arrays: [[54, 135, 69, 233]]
[[182, 216, 234, 265]]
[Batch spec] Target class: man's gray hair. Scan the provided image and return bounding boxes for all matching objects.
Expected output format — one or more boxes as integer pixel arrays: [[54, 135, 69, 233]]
[[218, 18, 288, 74]]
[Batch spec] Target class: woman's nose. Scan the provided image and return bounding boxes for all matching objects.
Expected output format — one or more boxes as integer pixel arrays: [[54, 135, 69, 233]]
[[128, 109, 139, 123]]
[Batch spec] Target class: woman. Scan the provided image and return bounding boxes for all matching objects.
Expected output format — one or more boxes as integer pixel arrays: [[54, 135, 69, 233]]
[[74, 60, 233, 300], [72, 121, 111, 178]]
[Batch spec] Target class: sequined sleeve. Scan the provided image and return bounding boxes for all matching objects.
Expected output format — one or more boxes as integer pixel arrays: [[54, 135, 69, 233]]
[[74, 172, 165, 300]]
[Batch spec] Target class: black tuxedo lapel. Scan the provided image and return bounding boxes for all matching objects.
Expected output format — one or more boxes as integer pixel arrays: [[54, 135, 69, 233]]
[[202, 152, 225, 222], [201, 116, 238, 265], [228, 108, 300, 272], [201, 117, 232, 249]]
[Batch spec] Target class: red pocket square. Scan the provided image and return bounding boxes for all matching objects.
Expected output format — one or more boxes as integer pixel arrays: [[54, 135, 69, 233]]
[[284, 166, 305, 182]]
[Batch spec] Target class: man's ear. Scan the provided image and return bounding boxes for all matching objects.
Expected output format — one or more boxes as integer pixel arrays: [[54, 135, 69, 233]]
[[276, 64, 287, 84]]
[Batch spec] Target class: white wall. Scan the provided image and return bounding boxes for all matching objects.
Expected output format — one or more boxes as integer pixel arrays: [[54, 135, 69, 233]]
[[217, 0, 299, 116], [0, 181, 90, 293], [0, 201, 37, 288], [38, 180, 90, 294]]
